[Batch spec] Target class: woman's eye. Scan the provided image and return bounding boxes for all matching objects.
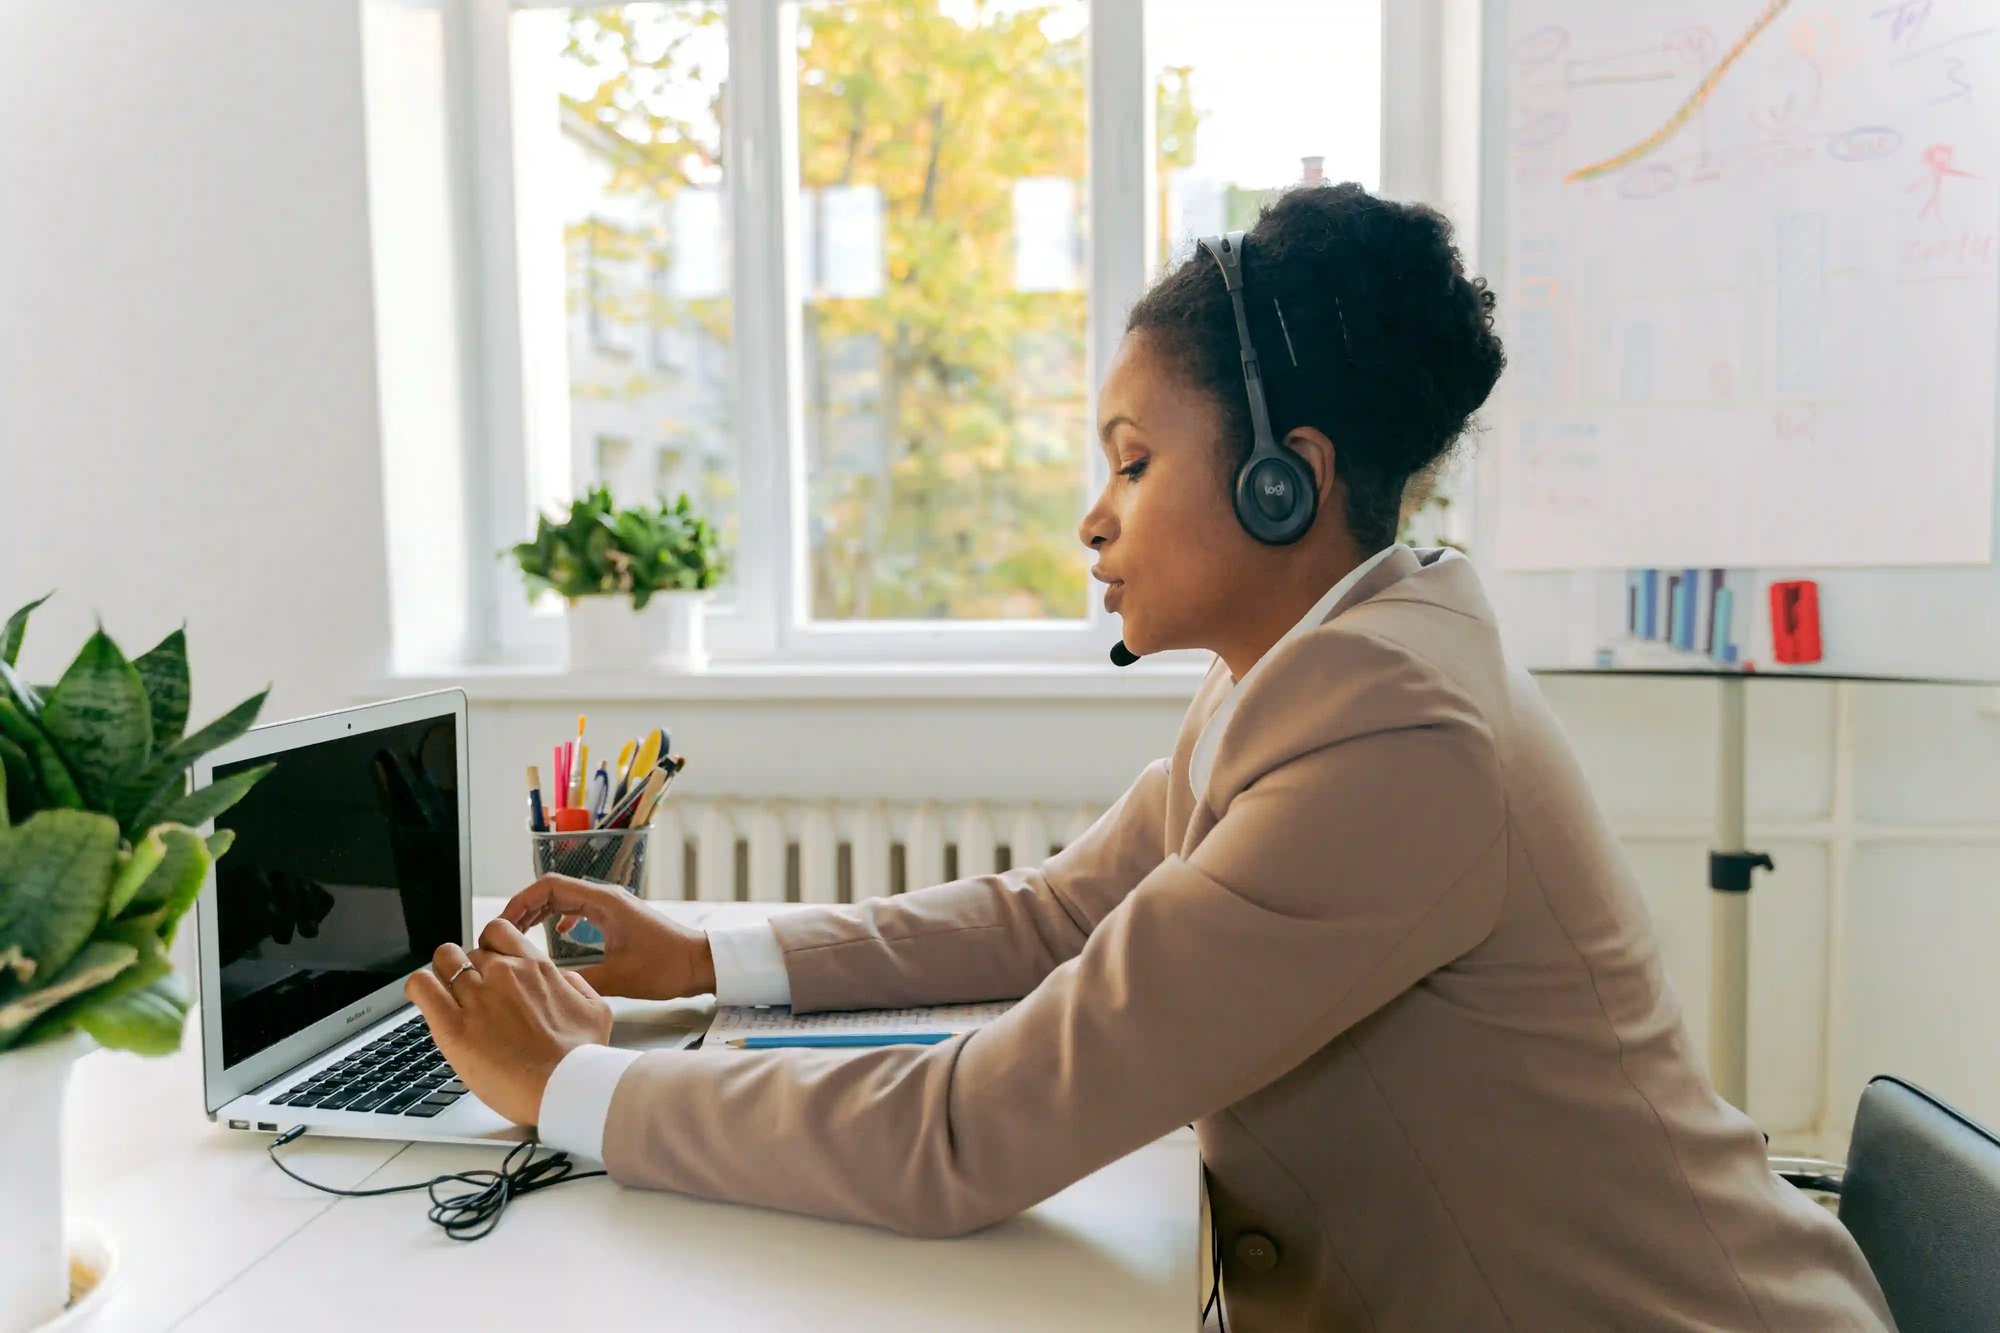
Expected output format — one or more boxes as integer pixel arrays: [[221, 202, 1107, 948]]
[[1118, 458, 1149, 481]]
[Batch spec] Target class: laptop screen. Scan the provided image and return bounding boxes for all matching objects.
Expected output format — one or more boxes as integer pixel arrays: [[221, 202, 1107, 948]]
[[211, 713, 461, 1069]]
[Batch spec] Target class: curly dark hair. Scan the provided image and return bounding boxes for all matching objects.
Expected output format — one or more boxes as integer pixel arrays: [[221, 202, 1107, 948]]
[[1126, 182, 1505, 551]]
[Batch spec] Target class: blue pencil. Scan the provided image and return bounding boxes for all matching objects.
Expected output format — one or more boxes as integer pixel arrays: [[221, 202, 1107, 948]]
[[727, 1032, 960, 1049]]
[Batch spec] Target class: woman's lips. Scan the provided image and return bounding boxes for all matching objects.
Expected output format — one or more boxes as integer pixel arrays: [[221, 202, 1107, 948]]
[[1103, 581, 1124, 612]]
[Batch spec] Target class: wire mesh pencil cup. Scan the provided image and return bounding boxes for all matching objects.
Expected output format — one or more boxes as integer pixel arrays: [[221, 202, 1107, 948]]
[[531, 826, 651, 963]]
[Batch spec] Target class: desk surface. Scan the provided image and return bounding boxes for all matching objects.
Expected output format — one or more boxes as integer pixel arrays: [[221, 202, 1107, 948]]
[[64, 900, 1203, 1332]]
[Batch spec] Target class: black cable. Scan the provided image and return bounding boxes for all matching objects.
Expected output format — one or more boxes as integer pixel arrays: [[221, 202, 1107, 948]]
[[1201, 1206, 1227, 1332], [268, 1126, 605, 1241]]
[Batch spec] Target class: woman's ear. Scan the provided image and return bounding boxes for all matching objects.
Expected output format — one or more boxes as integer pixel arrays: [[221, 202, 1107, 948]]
[[1283, 426, 1337, 507]]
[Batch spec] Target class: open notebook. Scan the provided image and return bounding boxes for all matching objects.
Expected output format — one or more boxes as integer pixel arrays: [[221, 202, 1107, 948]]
[[701, 1000, 1015, 1047]]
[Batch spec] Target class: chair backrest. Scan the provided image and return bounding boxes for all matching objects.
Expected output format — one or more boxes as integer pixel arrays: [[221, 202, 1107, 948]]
[[1839, 1075, 2000, 1333]]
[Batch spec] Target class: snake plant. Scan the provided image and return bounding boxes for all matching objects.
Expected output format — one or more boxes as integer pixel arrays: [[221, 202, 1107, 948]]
[[0, 594, 271, 1054]]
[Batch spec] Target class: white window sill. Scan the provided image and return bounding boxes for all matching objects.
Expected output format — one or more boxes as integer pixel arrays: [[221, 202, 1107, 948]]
[[371, 660, 1212, 703]]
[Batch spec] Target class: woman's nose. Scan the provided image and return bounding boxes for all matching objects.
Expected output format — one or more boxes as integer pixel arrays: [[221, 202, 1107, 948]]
[[1078, 488, 1117, 550]]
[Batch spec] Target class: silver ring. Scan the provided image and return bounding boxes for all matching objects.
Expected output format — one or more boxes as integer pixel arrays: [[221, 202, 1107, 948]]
[[443, 962, 477, 992]]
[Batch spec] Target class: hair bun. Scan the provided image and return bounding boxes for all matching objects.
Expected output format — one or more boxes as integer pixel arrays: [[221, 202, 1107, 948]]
[[1127, 181, 1505, 549]]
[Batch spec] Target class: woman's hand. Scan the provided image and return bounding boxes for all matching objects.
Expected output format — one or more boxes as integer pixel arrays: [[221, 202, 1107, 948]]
[[496, 874, 717, 1001], [404, 919, 612, 1127]]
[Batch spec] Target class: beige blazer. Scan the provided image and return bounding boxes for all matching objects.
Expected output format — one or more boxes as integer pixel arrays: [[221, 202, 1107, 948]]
[[600, 547, 1893, 1331]]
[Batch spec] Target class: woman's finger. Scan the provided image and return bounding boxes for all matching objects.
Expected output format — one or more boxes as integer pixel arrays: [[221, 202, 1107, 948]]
[[431, 942, 484, 999], [501, 875, 618, 930], [477, 915, 537, 958], [432, 940, 472, 980], [405, 966, 460, 1026]]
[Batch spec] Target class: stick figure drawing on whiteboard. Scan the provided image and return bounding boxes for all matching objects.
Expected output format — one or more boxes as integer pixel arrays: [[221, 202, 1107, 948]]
[[1908, 143, 1973, 222]]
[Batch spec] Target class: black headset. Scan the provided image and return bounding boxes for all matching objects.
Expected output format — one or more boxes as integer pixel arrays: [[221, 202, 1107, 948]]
[[1198, 231, 1317, 546]]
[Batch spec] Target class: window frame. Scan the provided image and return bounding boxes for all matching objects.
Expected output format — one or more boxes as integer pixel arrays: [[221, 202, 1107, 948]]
[[455, 0, 1373, 667]]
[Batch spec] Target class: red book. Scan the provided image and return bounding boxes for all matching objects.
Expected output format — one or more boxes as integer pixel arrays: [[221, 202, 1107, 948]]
[[1769, 580, 1821, 665]]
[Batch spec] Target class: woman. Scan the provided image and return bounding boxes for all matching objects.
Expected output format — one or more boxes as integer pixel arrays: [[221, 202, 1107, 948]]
[[408, 183, 1892, 1330]]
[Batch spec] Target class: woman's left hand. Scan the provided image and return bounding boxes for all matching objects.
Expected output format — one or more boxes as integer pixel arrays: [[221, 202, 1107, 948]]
[[403, 918, 614, 1127]]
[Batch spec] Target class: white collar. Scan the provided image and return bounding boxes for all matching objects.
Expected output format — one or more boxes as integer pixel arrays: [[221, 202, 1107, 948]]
[[1187, 544, 1406, 802]]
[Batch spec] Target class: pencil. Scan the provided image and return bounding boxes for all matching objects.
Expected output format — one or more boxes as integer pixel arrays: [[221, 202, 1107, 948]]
[[725, 1032, 961, 1049]]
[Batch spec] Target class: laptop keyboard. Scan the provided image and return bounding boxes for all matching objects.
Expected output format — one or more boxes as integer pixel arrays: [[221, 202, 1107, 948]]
[[267, 1014, 468, 1119]]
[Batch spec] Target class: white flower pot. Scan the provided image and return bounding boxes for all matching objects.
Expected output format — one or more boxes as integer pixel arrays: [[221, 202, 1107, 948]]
[[566, 591, 709, 672], [0, 1031, 95, 1333]]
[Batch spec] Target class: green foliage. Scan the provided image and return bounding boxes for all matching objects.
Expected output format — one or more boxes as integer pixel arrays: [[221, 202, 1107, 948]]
[[509, 485, 726, 608], [0, 595, 268, 1055], [563, 2, 1208, 622]]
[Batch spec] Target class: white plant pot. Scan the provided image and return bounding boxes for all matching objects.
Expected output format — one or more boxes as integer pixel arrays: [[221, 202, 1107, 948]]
[[0, 1031, 95, 1333], [566, 591, 709, 672]]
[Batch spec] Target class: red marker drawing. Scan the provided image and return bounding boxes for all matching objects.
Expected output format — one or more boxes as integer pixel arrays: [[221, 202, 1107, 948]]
[[1908, 143, 1973, 224]]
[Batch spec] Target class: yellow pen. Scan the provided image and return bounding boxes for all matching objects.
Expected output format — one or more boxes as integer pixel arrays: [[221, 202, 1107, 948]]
[[611, 740, 637, 805]]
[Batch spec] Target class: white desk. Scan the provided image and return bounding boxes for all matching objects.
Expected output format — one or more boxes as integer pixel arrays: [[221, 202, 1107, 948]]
[[62, 900, 1204, 1331]]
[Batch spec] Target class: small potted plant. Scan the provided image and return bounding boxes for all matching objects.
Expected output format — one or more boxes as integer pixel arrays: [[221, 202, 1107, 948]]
[[0, 594, 270, 1331], [509, 486, 725, 672]]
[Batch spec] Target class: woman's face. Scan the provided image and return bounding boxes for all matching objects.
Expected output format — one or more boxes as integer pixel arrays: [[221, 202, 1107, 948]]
[[1079, 332, 1273, 658]]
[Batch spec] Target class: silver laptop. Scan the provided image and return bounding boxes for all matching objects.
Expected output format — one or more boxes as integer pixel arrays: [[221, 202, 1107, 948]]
[[192, 689, 695, 1146]]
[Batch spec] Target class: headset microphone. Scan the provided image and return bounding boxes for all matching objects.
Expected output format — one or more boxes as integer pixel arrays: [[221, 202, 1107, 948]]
[[1109, 640, 1140, 667]]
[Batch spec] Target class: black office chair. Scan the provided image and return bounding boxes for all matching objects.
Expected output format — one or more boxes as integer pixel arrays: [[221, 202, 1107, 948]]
[[1774, 1075, 2000, 1333]]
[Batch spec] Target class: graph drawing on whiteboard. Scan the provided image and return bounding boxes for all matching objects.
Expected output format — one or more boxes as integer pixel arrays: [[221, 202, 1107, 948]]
[[1495, 1, 1999, 572]]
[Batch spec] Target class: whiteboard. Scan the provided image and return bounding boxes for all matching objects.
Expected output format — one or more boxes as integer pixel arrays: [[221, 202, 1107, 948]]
[[1478, 0, 2000, 676], [1492, 0, 1997, 570]]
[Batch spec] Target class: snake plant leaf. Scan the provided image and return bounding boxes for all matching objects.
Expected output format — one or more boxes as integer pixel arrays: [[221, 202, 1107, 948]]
[[41, 629, 153, 811], [0, 809, 120, 990], [0, 700, 82, 809], [17, 931, 174, 1051], [132, 626, 191, 752], [119, 687, 269, 834], [115, 824, 217, 949], [146, 762, 273, 835], [106, 824, 170, 919], [0, 657, 44, 716], [69, 971, 189, 1055], [0, 593, 52, 670], [0, 939, 139, 1051]]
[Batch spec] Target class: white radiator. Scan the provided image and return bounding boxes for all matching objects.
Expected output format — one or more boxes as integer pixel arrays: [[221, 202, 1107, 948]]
[[643, 798, 1106, 903]]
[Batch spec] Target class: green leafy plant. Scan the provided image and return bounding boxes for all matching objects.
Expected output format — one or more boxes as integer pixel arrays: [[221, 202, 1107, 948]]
[[509, 485, 725, 608], [0, 594, 270, 1055]]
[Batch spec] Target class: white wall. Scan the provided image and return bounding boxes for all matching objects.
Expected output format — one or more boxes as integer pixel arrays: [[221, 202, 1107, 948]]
[[0, 0, 392, 723], [6, 0, 1999, 1160]]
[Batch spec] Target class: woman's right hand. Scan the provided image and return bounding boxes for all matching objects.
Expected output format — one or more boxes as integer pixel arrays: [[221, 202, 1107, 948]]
[[497, 874, 716, 1001]]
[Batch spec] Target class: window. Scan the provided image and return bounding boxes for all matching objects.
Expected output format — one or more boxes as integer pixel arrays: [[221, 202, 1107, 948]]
[[444, 0, 1383, 665], [1149, 1, 1382, 263], [797, 0, 1091, 623], [512, 2, 738, 606]]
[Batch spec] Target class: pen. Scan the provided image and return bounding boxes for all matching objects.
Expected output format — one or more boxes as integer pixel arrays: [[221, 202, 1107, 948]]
[[726, 1032, 961, 1049], [572, 741, 589, 808], [610, 740, 636, 807], [526, 764, 548, 833], [588, 764, 610, 826], [602, 766, 661, 831]]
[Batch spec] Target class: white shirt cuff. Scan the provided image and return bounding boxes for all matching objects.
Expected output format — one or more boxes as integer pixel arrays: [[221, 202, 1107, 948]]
[[707, 921, 792, 1007], [536, 1043, 644, 1163]]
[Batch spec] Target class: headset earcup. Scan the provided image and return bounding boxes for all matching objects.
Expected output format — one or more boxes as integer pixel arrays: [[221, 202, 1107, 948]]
[[1233, 447, 1318, 545]]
